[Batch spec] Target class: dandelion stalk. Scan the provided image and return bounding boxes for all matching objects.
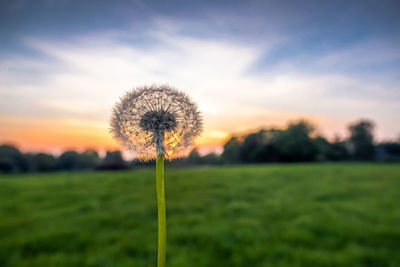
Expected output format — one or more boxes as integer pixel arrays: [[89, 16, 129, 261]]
[[156, 152, 166, 267], [110, 84, 202, 266]]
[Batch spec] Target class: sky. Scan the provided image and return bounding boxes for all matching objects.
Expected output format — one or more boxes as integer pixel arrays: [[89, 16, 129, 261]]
[[0, 0, 399, 155]]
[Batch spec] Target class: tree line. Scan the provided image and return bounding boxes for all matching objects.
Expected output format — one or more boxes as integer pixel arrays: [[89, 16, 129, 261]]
[[0, 148, 128, 173], [1, 118, 400, 173], [188, 118, 400, 165], [220, 119, 399, 164]]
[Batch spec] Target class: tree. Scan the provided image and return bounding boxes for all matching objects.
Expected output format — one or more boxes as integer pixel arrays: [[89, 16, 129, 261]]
[[312, 136, 330, 161], [274, 120, 319, 162], [0, 144, 29, 173], [80, 150, 100, 169], [34, 153, 57, 172], [239, 129, 280, 163], [57, 151, 82, 170], [221, 136, 242, 163], [376, 142, 400, 162], [187, 148, 202, 165], [0, 155, 16, 173], [97, 151, 127, 170], [348, 119, 375, 160], [201, 153, 220, 165], [325, 136, 349, 161]]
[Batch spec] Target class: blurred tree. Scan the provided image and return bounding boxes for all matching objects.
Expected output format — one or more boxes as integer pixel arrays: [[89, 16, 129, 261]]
[[201, 153, 220, 165], [58, 151, 82, 170], [81, 150, 100, 169], [325, 136, 350, 161], [274, 120, 319, 162], [376, 142, 400, 162], [97, 151, 127, 170], [239, 131, 263, 163], [348, 119, 375, 160], [167, 148, 221, 167], [0, 144, 29, 173], [187, 148, 202, 165], [34, 153, 57, 172], [131, 158, 154, 167], [221, 136, 242, 163], [313, 136, 330, 161], [22, 153, 37, 172], [0, 156, 15, 173], [240, 129, 280, 163]]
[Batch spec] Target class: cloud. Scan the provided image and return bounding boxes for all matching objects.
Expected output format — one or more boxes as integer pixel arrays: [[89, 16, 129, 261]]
[[1, 24, 400, 152]]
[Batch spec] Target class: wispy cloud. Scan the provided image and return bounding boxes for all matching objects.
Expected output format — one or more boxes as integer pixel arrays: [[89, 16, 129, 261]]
[[1, 17, 400, 151]]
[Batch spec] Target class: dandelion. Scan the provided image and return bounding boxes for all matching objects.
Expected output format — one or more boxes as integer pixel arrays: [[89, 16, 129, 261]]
[[110, 84, 203, 267]]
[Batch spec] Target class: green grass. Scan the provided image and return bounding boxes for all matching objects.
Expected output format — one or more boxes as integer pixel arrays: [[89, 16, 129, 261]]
[[1, 163, 400, 267]]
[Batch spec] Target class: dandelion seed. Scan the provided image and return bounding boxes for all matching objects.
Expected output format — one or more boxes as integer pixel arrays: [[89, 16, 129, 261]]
[[110, 84, 203, 160]]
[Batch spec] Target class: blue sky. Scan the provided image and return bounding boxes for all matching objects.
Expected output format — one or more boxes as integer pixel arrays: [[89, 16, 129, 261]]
[[1, 0, 399, 152]]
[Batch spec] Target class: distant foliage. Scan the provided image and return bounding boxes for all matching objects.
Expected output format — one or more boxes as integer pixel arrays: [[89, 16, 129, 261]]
[[97, 151, 127, 170], [323, 137, 350, 161], [240, 129, 280, 163], [0, 144, 29, 173], [34, 153, 57, 172], [57, 150, 101, 170], [376, 142, 400, 162], [221, 120, 326, 163], [220, 118, 398, 164], [0, 146, 120, 174], [167, 148, 221, 166], [81, 150, 100, 169], [1, 118, 399, 174], [348, 119, 375, 160], [221, 137, 242, 163], [58, 151, 82, 170], [274, 121, 319, 162]]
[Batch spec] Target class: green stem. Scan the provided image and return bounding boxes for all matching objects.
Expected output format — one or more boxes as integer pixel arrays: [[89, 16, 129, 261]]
[[156, 153, 166, 267]]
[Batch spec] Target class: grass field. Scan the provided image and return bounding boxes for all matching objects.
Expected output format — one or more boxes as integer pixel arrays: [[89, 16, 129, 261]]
[[1, 163, 400, 267]]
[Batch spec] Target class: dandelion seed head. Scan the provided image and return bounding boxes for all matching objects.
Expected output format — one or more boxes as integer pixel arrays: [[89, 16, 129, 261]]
[[110, 84, 203, 160]]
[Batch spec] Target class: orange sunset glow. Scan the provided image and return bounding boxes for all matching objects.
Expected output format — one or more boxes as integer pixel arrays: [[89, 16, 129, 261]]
[[1, 0, 399, 156], [1, 108, 367, 155]]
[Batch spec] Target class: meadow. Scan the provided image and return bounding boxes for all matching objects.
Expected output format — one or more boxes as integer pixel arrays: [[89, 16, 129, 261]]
[[0, 163, 399, 267]]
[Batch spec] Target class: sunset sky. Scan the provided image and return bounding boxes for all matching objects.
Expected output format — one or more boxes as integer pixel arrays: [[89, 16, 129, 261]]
[[1, 0, 399, 155]]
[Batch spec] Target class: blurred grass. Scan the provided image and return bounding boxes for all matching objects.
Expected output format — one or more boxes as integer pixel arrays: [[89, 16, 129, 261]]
[[0, 163, 400, 267]]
